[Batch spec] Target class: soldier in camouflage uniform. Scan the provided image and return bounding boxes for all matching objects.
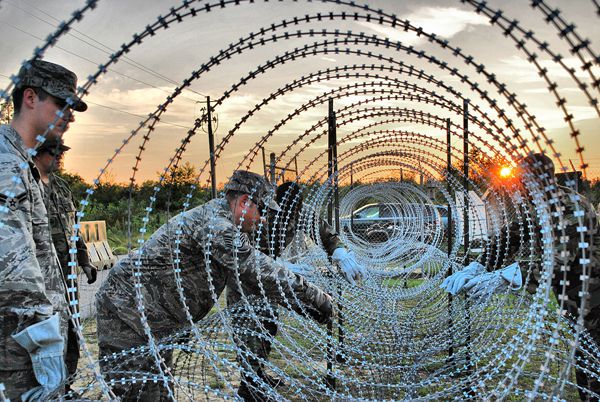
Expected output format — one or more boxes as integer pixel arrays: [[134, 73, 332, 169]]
[[95, 170, 333, 401], [229, 181, 364, 401], [0, 60, 87, 400], [33, 137, 97, 392], [445, 153, 600, 401]]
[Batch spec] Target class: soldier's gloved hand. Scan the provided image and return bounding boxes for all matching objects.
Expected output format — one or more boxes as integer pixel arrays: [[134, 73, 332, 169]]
[[331, 247, 365, 285], [81, 263, 97, 284], [277, 258, 313, 276], [463, 262, 523, 303], [306, 292, 333, 325], [12, 314, 67, 401], [440, 261, 485, 295]]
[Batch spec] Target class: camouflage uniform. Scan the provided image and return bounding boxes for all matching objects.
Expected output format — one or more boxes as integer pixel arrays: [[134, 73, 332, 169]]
[[0, 125, 69, 400], [96, 191, 331, 400], [41, 172, 92, 381], [228, 192, 342, 401], [480, 184, 600, 400]]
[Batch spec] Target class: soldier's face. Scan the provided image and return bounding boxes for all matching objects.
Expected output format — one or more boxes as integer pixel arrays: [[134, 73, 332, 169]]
[[233, 194, 265, 233], [33, 90, 75, 138], [35, 151, 59, 174]]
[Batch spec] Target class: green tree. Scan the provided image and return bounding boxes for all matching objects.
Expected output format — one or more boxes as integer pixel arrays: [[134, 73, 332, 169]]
[[0, 100, 13, 125]]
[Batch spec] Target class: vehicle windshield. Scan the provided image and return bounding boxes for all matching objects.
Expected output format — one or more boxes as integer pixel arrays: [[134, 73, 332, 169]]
[[354, 205, 379, 218]]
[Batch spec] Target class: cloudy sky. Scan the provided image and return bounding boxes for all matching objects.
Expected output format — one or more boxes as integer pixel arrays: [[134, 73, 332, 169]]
[[1, 0, 598, 184]]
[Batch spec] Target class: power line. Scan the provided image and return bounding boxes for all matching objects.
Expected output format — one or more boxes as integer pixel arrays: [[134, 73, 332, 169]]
[[1, 19, 206, 109], [11, 0, 209, 98], [4, 0, 208, 101], [83, 99, 193, 130]]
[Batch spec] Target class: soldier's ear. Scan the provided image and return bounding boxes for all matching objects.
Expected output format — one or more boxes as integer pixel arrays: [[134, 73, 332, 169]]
[[22, 88, 38, 111]]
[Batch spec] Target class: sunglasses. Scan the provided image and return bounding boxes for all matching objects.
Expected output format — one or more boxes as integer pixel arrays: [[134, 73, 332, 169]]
[[32, 88, 70, 110], [43, 149, 64, 157], [51, 96, 69, 110]]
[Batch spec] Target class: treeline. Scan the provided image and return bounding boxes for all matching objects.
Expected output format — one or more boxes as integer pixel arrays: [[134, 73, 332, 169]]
[[58, 162, 211, 253], [56, 159, 600, 253]]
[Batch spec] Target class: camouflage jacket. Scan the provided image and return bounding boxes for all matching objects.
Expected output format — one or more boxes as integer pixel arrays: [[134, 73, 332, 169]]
[[42, 173, 90, 277], [480, 185, 600, 319], [96, 198, 330, 337], [262, 209, 342, 258], [0, 125, 68, 369]]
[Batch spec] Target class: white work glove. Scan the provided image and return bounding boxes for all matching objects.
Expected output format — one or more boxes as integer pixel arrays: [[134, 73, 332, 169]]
[[463, 262, 523, 302], [277, 258, 313, 276], [331, 247, 365, 285], [440, 261, 486, 295], [12, 314, 67, 401]]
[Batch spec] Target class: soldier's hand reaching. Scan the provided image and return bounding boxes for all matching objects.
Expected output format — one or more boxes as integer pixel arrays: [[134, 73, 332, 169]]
[[307, 292, 333, 325], [276, 258, 313, 276], [332, 247, 365, 285], [81, 263, 97, 284]]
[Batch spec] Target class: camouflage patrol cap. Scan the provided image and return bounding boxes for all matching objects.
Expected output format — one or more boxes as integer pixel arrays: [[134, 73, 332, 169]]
[[36, 136, 71, 154], [521, 152, 555, 177], [224, 170, 281, 212], [14, 60, 88, 112]]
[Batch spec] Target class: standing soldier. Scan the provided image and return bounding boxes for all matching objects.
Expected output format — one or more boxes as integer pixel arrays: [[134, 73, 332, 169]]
[[95, 170, 333, 401], [33, 137, 97, 394], [442, 153, 600, 401], [0, 60, 87, 400]]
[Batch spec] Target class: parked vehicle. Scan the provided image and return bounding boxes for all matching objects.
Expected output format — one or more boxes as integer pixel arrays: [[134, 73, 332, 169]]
[[341, 203, 448, 243]]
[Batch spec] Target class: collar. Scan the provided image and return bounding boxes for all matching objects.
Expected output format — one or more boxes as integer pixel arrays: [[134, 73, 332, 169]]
[[0, 124, 30, 161], [0, 124, 41, 182], [216, 197, 233, 220]]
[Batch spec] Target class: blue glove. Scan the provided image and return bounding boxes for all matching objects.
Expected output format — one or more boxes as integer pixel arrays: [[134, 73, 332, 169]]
[[440, 261, 485, 295], [12, 314, 67, 401], [278, 259, 313, 276], [331, 247, 366, 285], [463, 262, 523, 302]]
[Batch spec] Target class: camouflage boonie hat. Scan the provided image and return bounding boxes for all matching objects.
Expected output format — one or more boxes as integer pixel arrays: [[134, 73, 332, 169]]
[[37, 137, 71, 154], [14, 60, 88, 112], [224, 170, 280, 212]]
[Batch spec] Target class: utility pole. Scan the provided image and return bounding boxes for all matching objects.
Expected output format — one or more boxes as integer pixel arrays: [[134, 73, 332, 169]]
[[261, 147, 268, 179], [206, 96, 217, 199], [269, 152, 276, 185], [446, 118, 455, 369], [463, 99, 473, 385]]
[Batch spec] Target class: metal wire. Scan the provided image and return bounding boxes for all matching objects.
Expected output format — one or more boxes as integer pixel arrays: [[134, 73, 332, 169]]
[[1, 1, 599, 400]]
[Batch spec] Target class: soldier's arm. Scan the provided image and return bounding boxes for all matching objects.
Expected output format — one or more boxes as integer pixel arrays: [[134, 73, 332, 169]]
[[318, 219, 343, 256], [0, 156, 53, 330], [479, 218, 529, 270], [75, 236, 91, 266], [212, 225, 331, 315], [60, 175, 92, 267]]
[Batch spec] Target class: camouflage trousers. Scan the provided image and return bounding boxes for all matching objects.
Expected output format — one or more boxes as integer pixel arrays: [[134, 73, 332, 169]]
[[66, 316, 80, 382], [227, 289, 279, 375], [227, 288, 280, 402], [0, 368, 40, 401], [96, 296, 173, 401], [0, 313, 36, 400], [575, 309, 600, 402], [0, 312, 68, 400]]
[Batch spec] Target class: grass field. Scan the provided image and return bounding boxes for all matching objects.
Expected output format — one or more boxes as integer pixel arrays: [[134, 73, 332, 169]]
[[70, 280, 584, 400]]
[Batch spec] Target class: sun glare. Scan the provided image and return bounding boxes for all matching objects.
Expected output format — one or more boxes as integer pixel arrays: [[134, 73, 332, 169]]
[[499, 166, 513, 178]]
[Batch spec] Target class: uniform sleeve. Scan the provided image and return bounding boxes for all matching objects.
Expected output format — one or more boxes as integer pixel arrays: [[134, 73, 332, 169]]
[[318, 219, 343, 256], [555, 193, 600, 310], [0, 156, 53, 330], [76, 237, 91, 266], [212, 224, 330, 312], [479, 220, 524, 271], [478, 217, 542, 293]]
